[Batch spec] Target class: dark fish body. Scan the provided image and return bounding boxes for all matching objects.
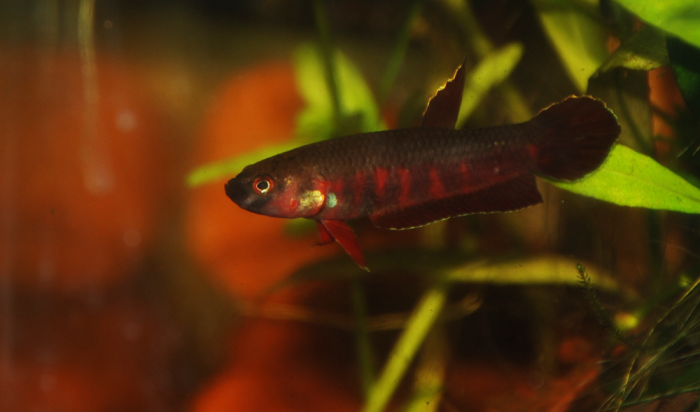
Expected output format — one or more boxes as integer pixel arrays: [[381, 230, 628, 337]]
[[225, 62, 621, 269], [278, 124, 538, 222]]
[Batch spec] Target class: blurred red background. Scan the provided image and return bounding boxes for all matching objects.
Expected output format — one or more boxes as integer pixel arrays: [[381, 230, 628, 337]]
[[1, 1, 698, 412]]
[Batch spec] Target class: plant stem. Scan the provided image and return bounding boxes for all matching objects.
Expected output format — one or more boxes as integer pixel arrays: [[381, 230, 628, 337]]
[[363, 282, 449, 412], [442, 0, 532, 122], [379, 0, 427, 102], [313, 0, 342, 125], [351, 278, 376, 399]]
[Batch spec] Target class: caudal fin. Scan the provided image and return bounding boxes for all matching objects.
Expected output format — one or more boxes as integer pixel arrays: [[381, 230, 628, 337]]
[[531, 96, 620, 181]]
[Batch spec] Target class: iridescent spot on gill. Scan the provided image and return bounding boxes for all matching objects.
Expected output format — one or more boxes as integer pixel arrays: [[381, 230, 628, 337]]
[[327, 192, 337, 208], [299, 190, 324, 212]]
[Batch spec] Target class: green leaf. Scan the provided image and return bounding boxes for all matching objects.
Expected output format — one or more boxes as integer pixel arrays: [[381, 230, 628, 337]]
[[401, 328, 447, 412], [587, 69, 653, 153], [294, 43, 384, 140], [614, 0, 700, 50], [668, 36, 700, 116], [531, 0, 609, 93], [270, 251, 623, 297], [185, 142, 300, 187], [552, 145, 700, 213], [456, 42, 524, 128], [600, 24, 669, 72], [445, 254, 623, 293], [187, 44, 387, 188]]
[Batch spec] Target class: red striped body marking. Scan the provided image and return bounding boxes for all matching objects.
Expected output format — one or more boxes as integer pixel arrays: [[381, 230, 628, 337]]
[[459, 162, 470, 192], [374, 167, 389, 199], [226, 90, 620, 269], [397, 167, 412, 209], [429, 167, 446, 199], [353, 171, 366, 210]]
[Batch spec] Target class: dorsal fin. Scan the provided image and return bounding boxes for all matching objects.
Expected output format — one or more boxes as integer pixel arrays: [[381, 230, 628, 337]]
[[421, 59, 466, 129], [370, 173, 542, 230]]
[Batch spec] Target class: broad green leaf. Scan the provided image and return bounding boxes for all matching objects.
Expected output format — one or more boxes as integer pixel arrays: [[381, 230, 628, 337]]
[[186, 142, 300, 187], [294, 43, 384, 140], [614, 0, 700, 50], [553, 145, 700, 213], [531, 0, 609, 92], [600, 24, 669, 72], [456, 42, 524, 128]]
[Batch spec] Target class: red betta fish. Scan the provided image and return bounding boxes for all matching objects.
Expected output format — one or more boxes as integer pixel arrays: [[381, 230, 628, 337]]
[[225, 62, 621, 270]]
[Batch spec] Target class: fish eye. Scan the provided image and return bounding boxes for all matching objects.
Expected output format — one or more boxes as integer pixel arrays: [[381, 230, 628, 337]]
[[253, 177, 274, 194]]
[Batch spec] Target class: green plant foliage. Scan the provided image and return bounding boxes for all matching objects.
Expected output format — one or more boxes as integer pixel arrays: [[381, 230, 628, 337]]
[[294, 43, 385, 140], [615, 0, 700, 49], [588, 68, 653, 154], [456, 42, 524, 128], [186, 43, 385, 187], [362, 283, 449, 412], [271, 251, 622, 296], [667, 36, 700, 116], [531, 0, 609, 92], [402, 329, 447, 412], [553, 145, 700, 213], [446, 255, 623, 291], [578, 265, 636, 348], [599, 24, 669, 72], [600, 276, 700, 410]]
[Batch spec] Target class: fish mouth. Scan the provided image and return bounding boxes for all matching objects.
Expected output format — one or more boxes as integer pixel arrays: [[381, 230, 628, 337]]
[[224, 177, 249, 207]]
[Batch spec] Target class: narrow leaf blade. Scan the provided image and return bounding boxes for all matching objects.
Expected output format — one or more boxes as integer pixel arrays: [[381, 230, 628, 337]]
[[456, 42, 524, 128], [531, 0, 609, 93], [363, 283, 449, 412]]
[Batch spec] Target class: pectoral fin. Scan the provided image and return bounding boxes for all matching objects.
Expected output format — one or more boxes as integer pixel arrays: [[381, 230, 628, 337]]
[[370, 173, 543, 230], [315, 221, 334, 246], [421, 59, 466, 129], [318, 220, 368, 271]]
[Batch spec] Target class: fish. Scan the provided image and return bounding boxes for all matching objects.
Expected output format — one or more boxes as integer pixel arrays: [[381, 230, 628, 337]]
[[225, 61, 621, 270]]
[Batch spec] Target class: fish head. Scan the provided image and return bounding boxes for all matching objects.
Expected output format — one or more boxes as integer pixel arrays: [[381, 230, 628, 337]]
[[225, 155, 327, 219]]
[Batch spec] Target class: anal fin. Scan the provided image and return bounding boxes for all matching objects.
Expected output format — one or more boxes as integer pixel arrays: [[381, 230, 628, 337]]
[[370, 173, 543, 230], [319, 220, 368, 271]]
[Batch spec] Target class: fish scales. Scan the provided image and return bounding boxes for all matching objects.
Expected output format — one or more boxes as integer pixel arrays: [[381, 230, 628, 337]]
[[226, 77, 621, 269], [292, 123, 536, 217]]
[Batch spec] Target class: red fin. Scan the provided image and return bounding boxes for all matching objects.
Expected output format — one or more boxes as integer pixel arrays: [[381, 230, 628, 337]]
[[531, 96, 620, 181], [421, 60, 466, 129], [319, 220, 368, 271], [370, 174, 542, 230], [315, 221, 334, 246]]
